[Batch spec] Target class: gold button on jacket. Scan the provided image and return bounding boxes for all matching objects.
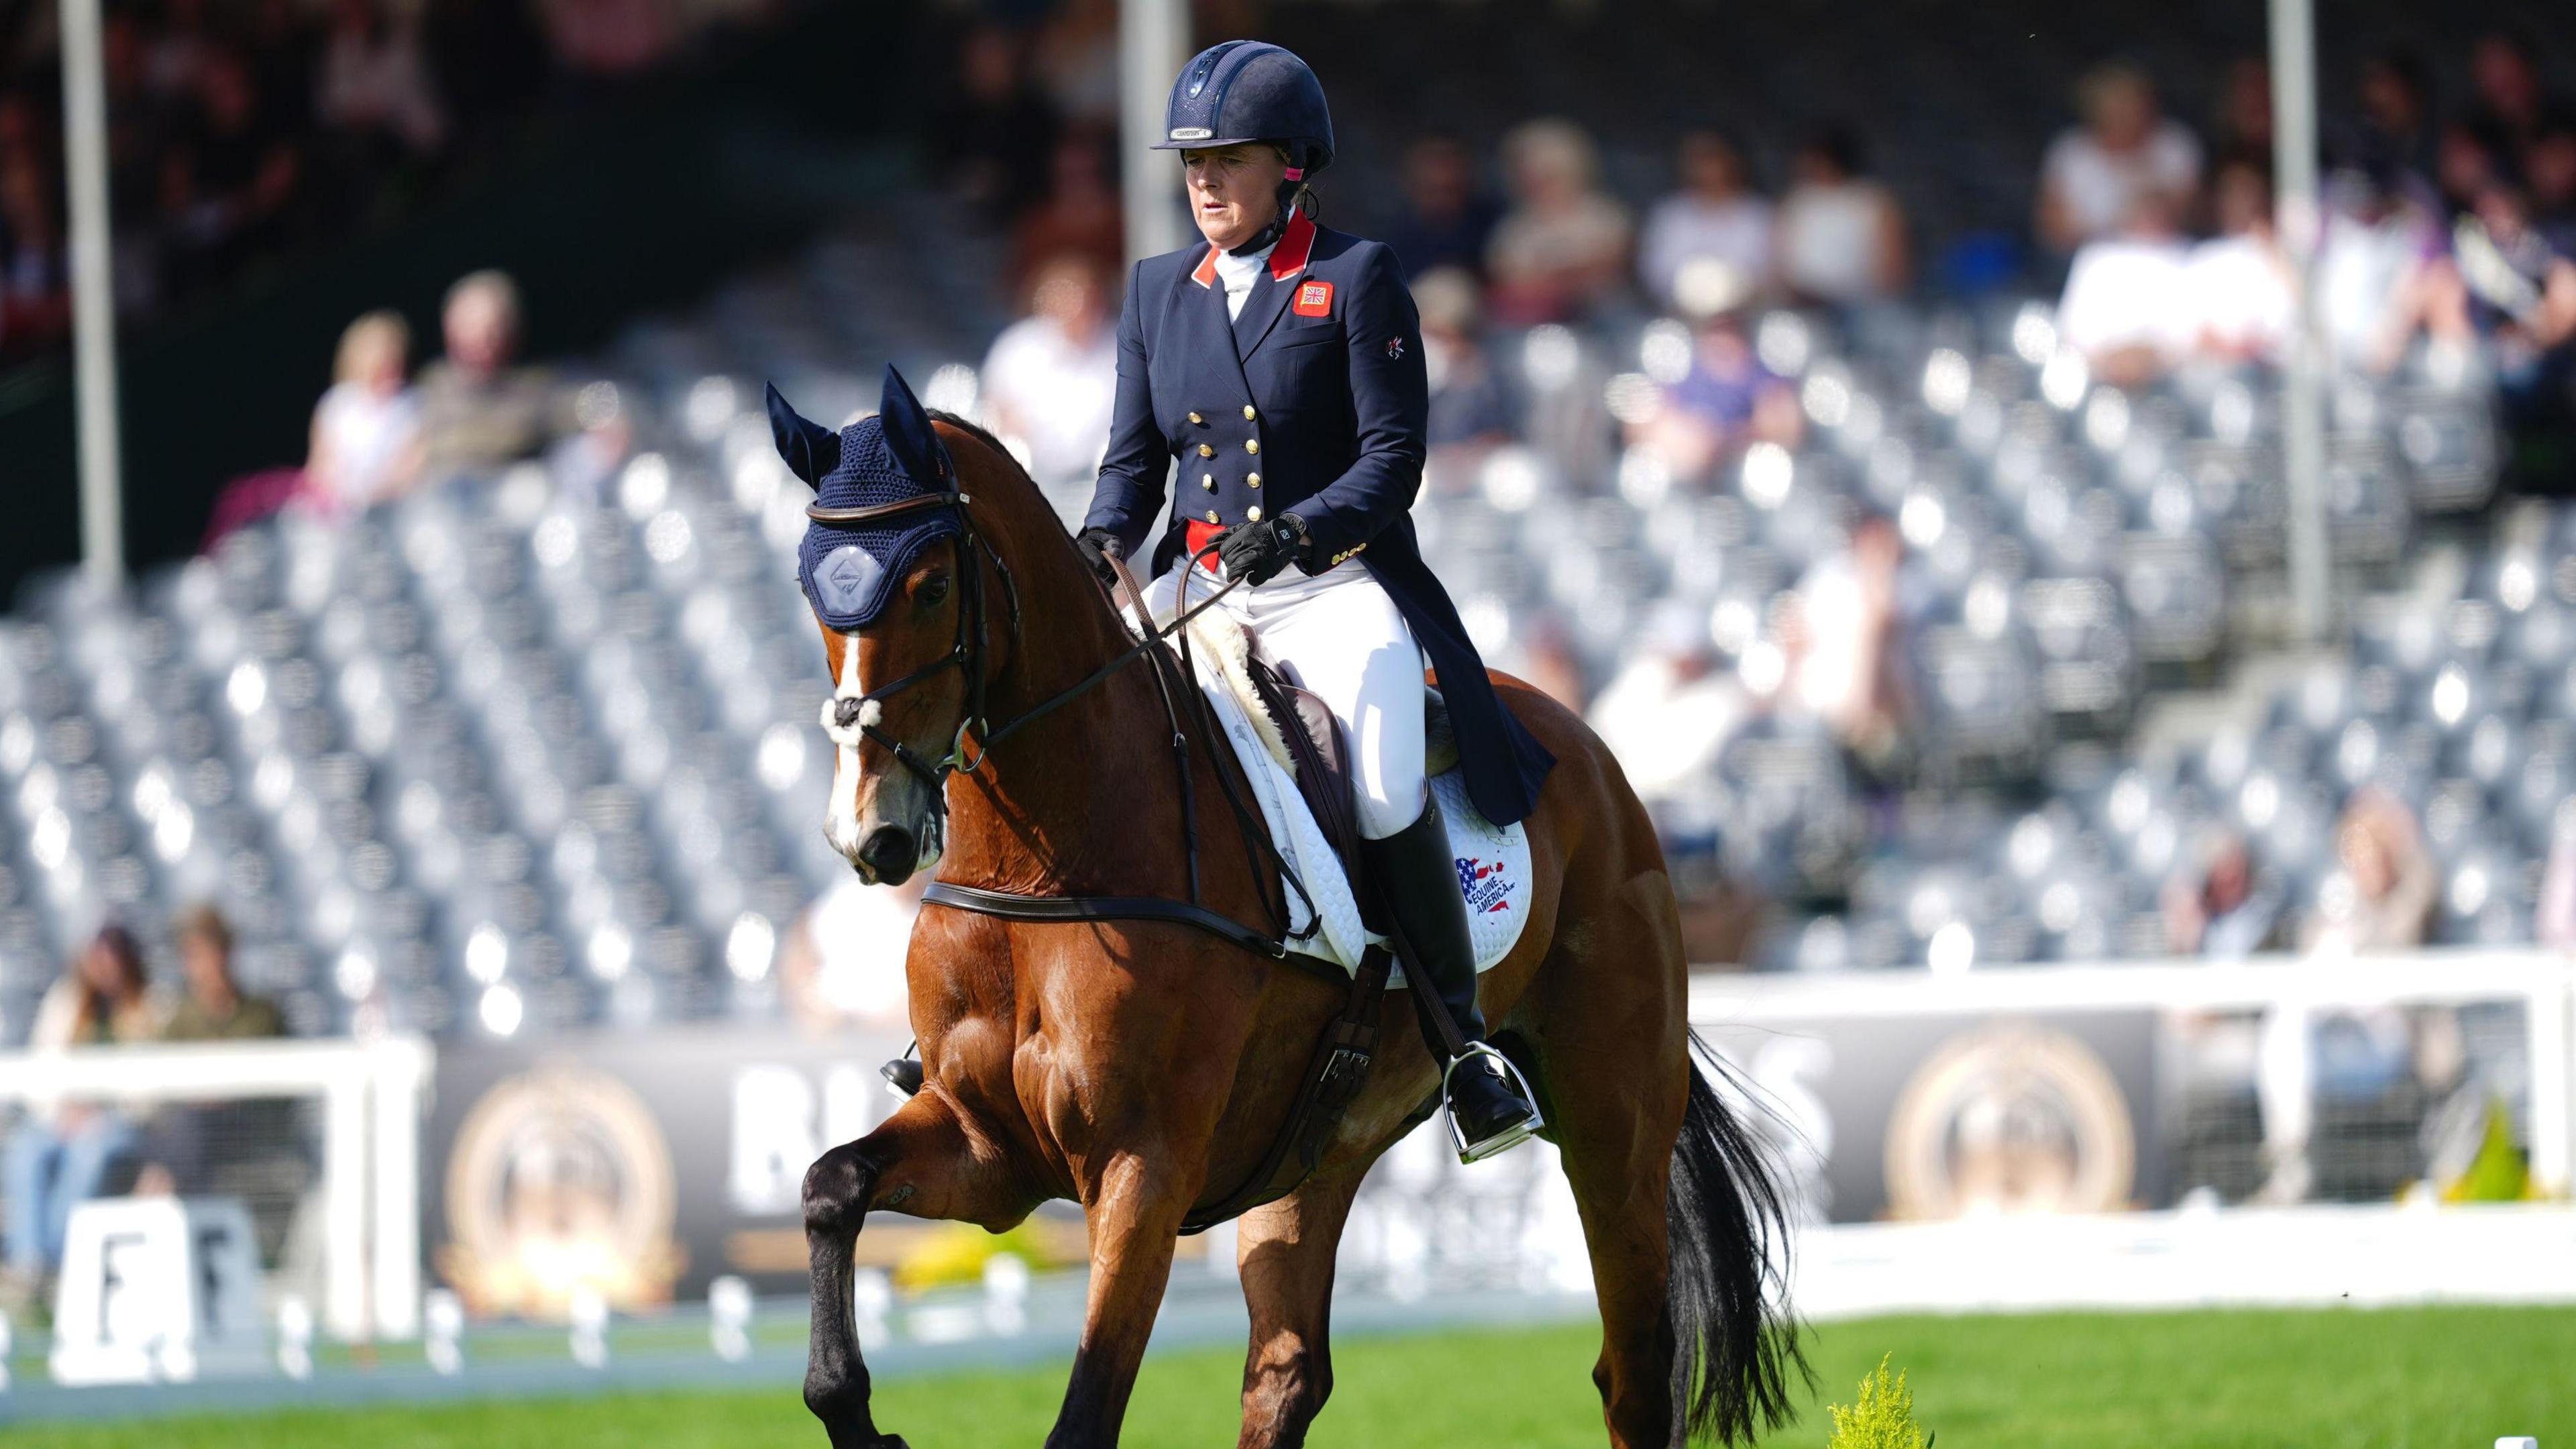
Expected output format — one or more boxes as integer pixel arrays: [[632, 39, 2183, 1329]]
[[1197, 443, 1214, 458], [1246, 472, 1261, 488], [1244, 439, 1260, 454], [1242, 405, 1257, 420], [1246, 505, 1263, 522], [1187, 411, 1202, 425], [1201, 474, 1216, 490], [1205, 509, 1220, 524]]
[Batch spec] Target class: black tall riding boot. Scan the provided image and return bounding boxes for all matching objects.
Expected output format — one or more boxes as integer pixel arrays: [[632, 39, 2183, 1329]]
[[1362, 792, 1545, 1163]]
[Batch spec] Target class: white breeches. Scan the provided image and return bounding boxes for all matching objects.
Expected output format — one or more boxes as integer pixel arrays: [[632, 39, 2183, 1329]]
[[1144, 557, 1428, 841]]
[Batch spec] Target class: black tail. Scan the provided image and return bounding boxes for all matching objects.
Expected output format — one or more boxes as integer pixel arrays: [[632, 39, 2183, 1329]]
[[1667, 1030, 1809, 1446]]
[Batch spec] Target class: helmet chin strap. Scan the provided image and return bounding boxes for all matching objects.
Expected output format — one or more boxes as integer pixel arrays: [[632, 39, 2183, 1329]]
[[1226, 166, 1309, 257]]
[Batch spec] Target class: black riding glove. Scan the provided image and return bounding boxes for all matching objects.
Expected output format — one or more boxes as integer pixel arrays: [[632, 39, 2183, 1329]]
[[1074, 527, 1126, 587], [1215, 514, 1307, 586]]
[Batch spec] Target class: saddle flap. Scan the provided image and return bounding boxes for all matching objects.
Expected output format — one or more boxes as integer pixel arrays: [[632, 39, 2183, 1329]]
[[1424, 687, 1458, 780]]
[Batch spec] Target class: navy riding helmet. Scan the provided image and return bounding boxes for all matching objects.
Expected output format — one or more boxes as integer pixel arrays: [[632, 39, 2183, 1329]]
[[1152, 40, 1334, 178]]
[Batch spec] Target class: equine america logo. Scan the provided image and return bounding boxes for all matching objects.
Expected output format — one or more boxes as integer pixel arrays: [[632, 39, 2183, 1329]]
[[1456, 856, 1514, 914]]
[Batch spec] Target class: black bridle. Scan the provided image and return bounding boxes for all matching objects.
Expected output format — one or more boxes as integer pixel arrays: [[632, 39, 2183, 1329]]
[[808, 484, 1316, 952]]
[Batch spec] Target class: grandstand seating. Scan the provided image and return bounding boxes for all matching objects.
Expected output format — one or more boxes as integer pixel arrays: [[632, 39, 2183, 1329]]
[[0, 189, 2543, 1040]]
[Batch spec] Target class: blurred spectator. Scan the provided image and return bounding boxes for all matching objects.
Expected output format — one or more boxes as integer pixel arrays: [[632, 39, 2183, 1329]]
[[2055, 188, 2192, 384], [131, 906, 286, 1203], [2208, 57, 2273, 166], [2451, 179, 2576, 433], [1780, 514, 1911, 773], [160, 49, 305, 295], [2464, 31, 2553, 177], [2319, 165, 2450, 372], [303, 309, 423, 514], [2039, 62, 2202, 254], [782, 875, 925, 1035], [2163, 830, 2288, 958], [1008, 129, 1122, 300], [1485, 119, 1632, 326], [1385, 135, 1501, 282], [1413, 266, 1513, 492], [0, 144, 68, 354], [1032, 0, 1120, 131], [315, 0, 447, 162], [931, 24, 1057, 223], [2300, 788, 2438, 953], [1627, 305, 1799, 483], [415, 270, 564, 478], [2530, 113, 2576, 257], [979, 252, 1116, 492], [3, 926, 156, 1283], [1638, 131, 1774, 315], [2184, 156, 2294, 362], [542, 0, 673, 78], [2348, 49, 2440, 197], [2436, 121, 2506, 215], [156, 904, 283, 1041], [1775, 126, 1908, 305], [1588, 600, 1750, 806]]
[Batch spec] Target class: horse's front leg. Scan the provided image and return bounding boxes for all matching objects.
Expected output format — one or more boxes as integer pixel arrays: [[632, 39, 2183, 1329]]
[[1043, 1148, 1203, 1448], [804, 1088, 1027, 1449], [1234, 1163, 1367, 1449]]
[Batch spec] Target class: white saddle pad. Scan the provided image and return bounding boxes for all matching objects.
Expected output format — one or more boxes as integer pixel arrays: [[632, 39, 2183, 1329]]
[[1181, 642, 1533, 985]]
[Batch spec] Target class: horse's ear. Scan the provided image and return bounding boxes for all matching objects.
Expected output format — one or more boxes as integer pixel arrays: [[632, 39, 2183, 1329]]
[[876, 365, 953, 485], [766, 382, 840, 490]]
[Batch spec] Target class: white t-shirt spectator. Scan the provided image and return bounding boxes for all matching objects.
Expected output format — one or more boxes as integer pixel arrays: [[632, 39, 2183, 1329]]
[[1638, 193, 1774, 311], [979, 314, 1117, 491], [1777, 180, 1900, 303], [1588, 655, 1750, 804], [2184, 233, 2295, 360], [2042, 123, 2203, 248], [309, 381, 422, 511], [2056, 236, 2194, 362], [804, 881, 919, 1025]]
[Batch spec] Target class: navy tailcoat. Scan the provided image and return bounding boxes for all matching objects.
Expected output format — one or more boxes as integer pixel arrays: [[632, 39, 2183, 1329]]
[[1083, 211, 1556, 826]]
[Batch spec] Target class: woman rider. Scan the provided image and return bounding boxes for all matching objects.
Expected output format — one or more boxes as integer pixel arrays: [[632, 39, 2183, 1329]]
[[1075, 41, 1553, 1161]]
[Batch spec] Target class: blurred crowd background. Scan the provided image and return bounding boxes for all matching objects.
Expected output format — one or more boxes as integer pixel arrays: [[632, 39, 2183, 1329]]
[[1, 0, 2573, 1271]]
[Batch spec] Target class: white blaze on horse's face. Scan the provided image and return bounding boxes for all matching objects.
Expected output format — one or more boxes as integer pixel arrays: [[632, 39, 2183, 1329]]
[[821, 627, 946, 884]]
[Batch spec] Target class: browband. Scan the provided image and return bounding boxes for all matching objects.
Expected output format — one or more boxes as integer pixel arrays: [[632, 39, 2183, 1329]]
[[807, 492, 969, 527]]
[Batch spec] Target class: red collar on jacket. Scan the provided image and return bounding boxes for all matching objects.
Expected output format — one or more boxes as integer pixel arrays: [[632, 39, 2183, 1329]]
[[1189, 209, 1315, 289]]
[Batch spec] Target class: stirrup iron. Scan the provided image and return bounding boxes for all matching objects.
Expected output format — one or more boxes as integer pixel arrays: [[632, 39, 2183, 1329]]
[[1443, 1042, 1545, 1164]]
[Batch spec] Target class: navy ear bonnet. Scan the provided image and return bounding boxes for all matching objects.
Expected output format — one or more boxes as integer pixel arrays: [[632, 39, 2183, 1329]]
[[773, 367, 960, 631]]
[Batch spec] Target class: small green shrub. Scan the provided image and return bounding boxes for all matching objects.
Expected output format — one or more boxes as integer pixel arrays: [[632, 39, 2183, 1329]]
[[2440, 1096, 2532, 1203], [1825, 1352, 1929, 1449]]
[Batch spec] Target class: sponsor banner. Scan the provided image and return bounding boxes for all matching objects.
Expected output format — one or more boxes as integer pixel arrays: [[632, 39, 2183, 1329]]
[[425, 1025, 914, 1316], [1699, 1009, 2162, 1224]]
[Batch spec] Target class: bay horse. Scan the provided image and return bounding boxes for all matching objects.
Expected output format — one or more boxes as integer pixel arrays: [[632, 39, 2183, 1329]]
[[785, 385, 1801, 1448]]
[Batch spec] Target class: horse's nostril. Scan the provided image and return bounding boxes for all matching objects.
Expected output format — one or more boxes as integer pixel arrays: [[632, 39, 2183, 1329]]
[[857, 824, 918, 884], [834, 697, 865, 729]]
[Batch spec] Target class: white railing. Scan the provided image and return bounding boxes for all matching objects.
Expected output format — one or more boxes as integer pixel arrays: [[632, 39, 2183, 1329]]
[[0, 1034, 433, 1341], [1689, 949, 2576, 1193]]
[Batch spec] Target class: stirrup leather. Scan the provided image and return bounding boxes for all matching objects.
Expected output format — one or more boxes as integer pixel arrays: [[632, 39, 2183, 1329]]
[[1442, 1042, 1545, 1164]]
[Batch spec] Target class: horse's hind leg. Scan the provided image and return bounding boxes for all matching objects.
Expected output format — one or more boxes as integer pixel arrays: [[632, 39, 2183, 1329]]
[[804, 1089, 1029, 1449], [1523, 865, 1693, 1449], [1232, 1163, 1368, 1449]]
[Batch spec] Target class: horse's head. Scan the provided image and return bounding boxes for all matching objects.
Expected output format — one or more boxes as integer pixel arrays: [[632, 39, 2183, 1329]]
[[771, 366, 989, 885]]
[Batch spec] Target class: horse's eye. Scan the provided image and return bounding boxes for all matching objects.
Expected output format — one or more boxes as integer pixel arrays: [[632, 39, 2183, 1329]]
[[921, 574, 951, 606]]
